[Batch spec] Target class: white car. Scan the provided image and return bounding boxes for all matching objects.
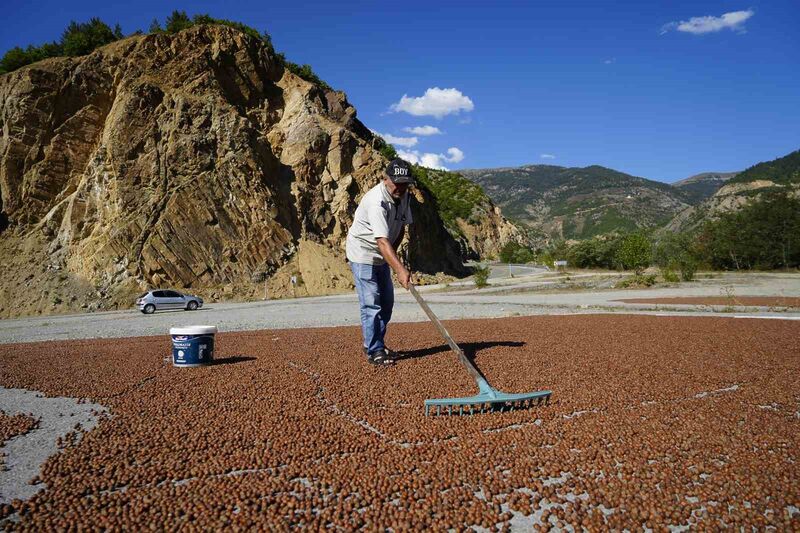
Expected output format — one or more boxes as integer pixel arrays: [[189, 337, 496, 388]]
[[135, 290, 204, 314]]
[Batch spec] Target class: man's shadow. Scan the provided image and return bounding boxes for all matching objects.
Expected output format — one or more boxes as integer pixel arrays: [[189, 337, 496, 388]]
[[396, 341, 525, 365]]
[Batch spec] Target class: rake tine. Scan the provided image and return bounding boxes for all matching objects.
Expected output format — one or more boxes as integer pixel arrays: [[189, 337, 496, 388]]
[[448, 406, 452, 416], [437, 405, 441, 416]]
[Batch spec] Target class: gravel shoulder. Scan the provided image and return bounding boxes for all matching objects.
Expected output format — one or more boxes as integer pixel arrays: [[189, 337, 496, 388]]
[[0, 272, 798, 345]]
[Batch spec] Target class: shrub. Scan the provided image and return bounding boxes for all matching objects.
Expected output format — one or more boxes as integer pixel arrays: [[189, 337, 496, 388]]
[[566, 236, 622, 269], [679, 258, 697, 281], [372, 135, 397, 161], [499, 242, 535, 264], [615, 233, 652, 274], [1, 17, 121, 74], [538, 251, 555, 269], [285, 62, 332, 91], [660, 267, 680, 283], [473, 266, 490, 288], [61, 18, 122, 56], [616, 274, 656, 288]]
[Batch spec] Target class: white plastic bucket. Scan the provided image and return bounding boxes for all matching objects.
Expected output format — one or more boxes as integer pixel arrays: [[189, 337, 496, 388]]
[[170, 325, 217, 367]]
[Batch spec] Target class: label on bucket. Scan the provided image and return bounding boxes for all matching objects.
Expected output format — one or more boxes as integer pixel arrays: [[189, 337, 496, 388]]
[[172, 334, 215, 366]]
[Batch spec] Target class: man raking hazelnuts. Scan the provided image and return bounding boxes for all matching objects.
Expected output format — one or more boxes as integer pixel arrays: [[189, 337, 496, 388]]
[[346, 159, 552, 415], [346, 159, 414, 366]]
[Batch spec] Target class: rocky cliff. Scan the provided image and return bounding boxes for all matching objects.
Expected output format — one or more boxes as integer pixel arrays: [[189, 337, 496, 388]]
[[0, 25, 509, 317]]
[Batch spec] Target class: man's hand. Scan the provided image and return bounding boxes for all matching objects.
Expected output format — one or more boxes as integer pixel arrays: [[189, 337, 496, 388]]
[[377, 237, 412, 290], [397, 267, 411, 290]]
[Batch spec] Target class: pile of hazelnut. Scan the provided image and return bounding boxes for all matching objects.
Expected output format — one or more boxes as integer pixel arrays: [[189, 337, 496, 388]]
[[0, 315, 797, 530], [0, 412, 38, 469]]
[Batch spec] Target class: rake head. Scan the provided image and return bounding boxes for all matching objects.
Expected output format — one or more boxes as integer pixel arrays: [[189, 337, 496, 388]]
[[424, 382, 552, 416], [407, 283, 552, 417]]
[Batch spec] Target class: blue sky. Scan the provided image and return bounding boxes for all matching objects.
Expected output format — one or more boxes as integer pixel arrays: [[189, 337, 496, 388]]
[[2, 0, 799, 182]]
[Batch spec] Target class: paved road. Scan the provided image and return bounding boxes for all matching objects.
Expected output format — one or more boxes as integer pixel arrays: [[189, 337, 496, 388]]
[[1, 272, 798, 345], [485, 263, 549, 279]]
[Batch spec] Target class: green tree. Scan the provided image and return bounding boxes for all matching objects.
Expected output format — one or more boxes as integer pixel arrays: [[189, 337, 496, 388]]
[[0, 47, 34, 73], [653, 232, 698, 281], [499, 242, 535, 264], [165, 10, 193, 34], [698, 191, 800, 270], [1, 17, 124, 73], [61, 18, 119, 56], [615, 233, 652, 273], [547, 240, 571, 266], [562, 235, 623, 270], [149, 18, 163, 33], [568, 239, 604, 268]]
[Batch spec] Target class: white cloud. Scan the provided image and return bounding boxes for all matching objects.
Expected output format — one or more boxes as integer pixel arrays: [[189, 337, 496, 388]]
[[403, 125, 443, 136], [370, 130, 418, 148], [382, 133, 418, 147], [397, 147, 465, 170], [540, 153, 556, 160], [661, 10, 754, 35], [604, 58, 616, 64], [446, 147, 464, 163], [390, 88, 474, 118]]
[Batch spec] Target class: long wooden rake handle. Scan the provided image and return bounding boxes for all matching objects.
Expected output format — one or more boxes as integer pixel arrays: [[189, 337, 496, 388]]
[[407, 284, 485, 387]]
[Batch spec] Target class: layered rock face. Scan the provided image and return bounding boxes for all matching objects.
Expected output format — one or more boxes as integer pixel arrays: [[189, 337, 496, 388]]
[[0, 25, 499, 316]]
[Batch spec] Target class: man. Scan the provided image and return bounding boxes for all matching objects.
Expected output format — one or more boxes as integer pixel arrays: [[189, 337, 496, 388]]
[[346, 159, 414, 366]]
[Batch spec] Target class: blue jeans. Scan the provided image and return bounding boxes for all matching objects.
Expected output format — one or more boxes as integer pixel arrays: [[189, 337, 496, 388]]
[[349, 261, 394, 356]]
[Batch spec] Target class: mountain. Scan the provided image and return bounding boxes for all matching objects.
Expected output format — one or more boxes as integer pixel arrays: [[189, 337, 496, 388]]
[[0, 24, 517, 318], [459, 164, 690, 241], [672, 172, 738, 204], [666, 149, 800, 233]]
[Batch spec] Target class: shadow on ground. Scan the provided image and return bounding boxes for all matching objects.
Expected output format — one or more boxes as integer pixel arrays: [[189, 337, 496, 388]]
[[210, 356, 257, 366], [398, 341, 525, 361]]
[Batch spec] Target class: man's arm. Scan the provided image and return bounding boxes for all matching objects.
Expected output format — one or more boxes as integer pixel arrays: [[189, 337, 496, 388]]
[[377, 236, 411, 289]]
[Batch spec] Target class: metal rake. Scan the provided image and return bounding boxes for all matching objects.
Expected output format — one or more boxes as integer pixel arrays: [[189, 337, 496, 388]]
[[407, 284, 552, 416]]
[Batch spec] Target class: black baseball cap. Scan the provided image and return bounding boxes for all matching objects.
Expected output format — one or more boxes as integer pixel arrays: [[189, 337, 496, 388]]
[[385, 159, 415, 185]]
